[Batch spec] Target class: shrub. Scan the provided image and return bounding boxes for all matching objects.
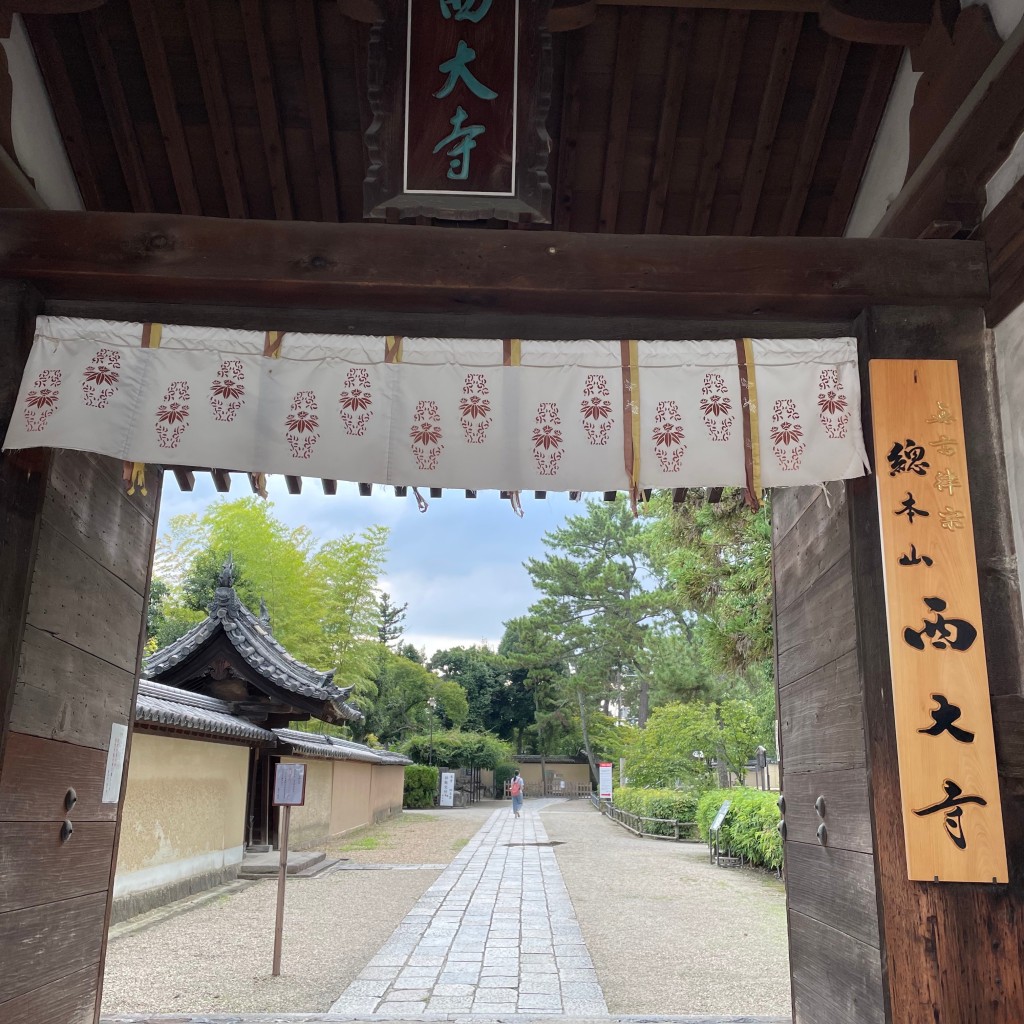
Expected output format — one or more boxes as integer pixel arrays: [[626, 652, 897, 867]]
[[404, 764, 439, 809], [493, 762, 519, 798], [697, 787, 782, 870], [614, 786, 700, 836]]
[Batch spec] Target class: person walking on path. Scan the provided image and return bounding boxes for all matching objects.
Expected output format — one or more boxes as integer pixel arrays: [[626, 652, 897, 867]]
[[509, 770, 524, 817]]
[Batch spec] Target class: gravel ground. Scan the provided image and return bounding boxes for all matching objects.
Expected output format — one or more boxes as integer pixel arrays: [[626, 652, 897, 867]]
[[324, 804, 497, 865], [541, 802, 791, 1018], [101, 805, 498, 1015]]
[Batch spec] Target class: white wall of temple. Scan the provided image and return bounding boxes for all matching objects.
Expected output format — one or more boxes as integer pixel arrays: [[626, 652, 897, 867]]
[[2, 14, 82, 209]]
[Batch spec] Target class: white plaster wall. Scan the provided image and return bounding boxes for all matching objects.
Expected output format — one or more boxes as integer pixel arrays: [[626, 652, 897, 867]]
[[844, 50, 920, 238], [995, 303, 1024, 605], [962, 0, 1024, 39], [2, 14, 82, 209]]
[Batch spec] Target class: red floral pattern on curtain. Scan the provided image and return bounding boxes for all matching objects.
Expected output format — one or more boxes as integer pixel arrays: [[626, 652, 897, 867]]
[[652, 399, 687, 472], [771, 398, 805, 471], [817, 368, 850, 439], [699, 372, 734, 441], [459, 373, 492, 444], [533, 402, 563, 476], [82, 349, 120, 409], [580, 374, 613, 446], [23, 369, 62, 432], [155, 381, 191, 450], [285, 390, 321, 459], [340, 368, 373, 437], [411, 399, 444, 470], [209, 359, 246, 422]]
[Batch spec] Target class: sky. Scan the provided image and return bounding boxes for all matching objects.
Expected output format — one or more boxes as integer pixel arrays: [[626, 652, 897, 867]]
[[157, 476, 587, 658]]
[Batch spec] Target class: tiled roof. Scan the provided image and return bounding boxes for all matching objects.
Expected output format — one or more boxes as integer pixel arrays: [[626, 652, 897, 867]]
[[135, 679, 275, 743], [514, 754, 589, 764], [273, 728, 412, 766], [143, 566, 362, 723]]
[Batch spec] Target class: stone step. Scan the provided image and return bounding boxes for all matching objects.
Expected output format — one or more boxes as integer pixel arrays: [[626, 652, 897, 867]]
[[237, 849, 326, 877], [103, 1016, 791, 1023]]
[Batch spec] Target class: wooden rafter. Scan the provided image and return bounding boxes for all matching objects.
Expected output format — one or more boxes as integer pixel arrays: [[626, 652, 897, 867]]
[[128, 0, 202, 216], [239, 0, 293, 220], [984, 174, 1024, 327], [0, 210, 990, 320], [777, 35, 850, 235], [689, 10, 749, 235], [598, 7, 641, 233], [823, 44, 901, 236], [183, 0, 247, 218], [875, 15, 1024, 241], [295, 0, 339, 222], [644, 8, 694, 234], [20, 15, 104, 209], [80, 7, 154, 211], [553, 30, 583, 233], [732, 12, 802, 235]]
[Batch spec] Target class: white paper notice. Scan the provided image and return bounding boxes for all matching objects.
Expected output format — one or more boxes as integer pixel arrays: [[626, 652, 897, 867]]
[[439, 772, 455, 807], [102, 722, 129, 804]]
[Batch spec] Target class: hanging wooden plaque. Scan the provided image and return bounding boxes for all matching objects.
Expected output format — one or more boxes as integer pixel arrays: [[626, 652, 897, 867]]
[[364, 0, 552, 222], [870, 359, 1007, 883]]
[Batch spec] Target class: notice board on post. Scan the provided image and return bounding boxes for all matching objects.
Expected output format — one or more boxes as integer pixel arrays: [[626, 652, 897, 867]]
[[363, 0, 552, 223], [273, 763, 307, 807], [870, 359, 1007, 883]]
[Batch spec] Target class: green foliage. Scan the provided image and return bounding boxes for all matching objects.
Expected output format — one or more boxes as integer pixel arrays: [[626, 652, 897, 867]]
[[434, 679, 470, 730], [401, 730, 513, 770], [403, 764, 439, 809], [152, 498, 388, 693], [493, 762, 520, 795], [430, 645, 508, 733], [696, 787, 782, 871], [613, 786, 700, 836], [623, 702, 718, 788], [644, 489, 773, 685], [365, 648, 438, 743], [716, 697, 766, 784]]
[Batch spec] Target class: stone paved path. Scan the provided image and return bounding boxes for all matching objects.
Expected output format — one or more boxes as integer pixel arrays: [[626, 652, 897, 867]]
[[330, 803, 607, 1018]]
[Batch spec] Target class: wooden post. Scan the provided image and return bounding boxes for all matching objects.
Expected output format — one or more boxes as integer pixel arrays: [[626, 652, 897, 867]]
[[272, 804, 291, 977]]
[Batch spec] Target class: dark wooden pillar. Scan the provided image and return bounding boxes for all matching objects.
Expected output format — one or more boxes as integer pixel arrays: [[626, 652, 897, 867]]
[[775, 306, 1024, 1024], [0, 281, 162, 1024]]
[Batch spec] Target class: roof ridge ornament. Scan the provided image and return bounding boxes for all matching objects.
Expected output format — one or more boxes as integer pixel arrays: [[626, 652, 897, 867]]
[[218, 553, 235, 588], [259, 596, 271, 628]]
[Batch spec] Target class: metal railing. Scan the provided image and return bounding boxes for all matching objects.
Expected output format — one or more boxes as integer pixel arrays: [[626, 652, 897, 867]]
[[590, 792, 700, 842]]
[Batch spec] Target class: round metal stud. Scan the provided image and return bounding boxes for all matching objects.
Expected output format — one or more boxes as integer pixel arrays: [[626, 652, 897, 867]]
[[815, 795, 826, 818], [816, 822, 828, 846]]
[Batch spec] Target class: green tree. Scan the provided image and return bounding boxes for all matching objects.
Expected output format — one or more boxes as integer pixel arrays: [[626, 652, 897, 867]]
[[153, 497, 388, 696], [524, 496, 672, 727], [429, 645, 506, 733], [378, 592, 408, 648], [623, 702, 719, 789], [716, 698, 765, 784]]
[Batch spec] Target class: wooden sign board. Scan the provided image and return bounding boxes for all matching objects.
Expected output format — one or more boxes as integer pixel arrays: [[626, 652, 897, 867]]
[[273, 762, 307, 807], [364, 0, 552, 222], [870, 359, 1007, 883]]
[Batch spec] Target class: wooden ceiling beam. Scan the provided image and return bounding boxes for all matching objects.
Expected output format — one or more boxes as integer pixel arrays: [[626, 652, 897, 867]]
[[80, 7, 154, 212], [819, 0, 930, 46], [321, 478, 338, 494], [874, 15, 1024, 241], [690, 10, 749, 235], [644, 8, 694, 234], [240, 0, 294, 220], [20, 16, 104, 209], [823, 44, 901, 236], [553, 30, 583, 232], [285, 475, 302, 493], [732, 12, 802, 236], [0, 210, 991, 320], [295, 0, 339, 222], [984, 174, 1024, 327], [172, 467, 195, 491], [598, 0, 817, 8], [210, 468, 231, 491], [598, 7, 642, 233], [777, 35, 850, 235], [184, 0, 248, 219], [129, 0, 202, 216]]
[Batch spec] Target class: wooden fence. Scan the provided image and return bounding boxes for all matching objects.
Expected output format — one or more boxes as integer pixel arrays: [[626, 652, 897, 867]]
[[590, 793, 700, 842], [503, 780, 593, 799]]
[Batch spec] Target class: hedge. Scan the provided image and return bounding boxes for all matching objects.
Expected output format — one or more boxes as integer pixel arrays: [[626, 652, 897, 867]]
[[493, 762, 519, 797], [404, 764, 439, 809], [614, 787, 700, 836], [696, 787, 782, 870]]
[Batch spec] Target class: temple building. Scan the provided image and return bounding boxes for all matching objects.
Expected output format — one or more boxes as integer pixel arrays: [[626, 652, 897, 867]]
[[109, 564, 408, 921]]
